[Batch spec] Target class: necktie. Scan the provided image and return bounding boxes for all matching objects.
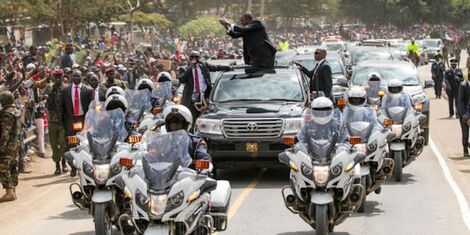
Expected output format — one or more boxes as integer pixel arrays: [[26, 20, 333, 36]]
[[74, 86, 80, 116], [194, 67, 200, 93]]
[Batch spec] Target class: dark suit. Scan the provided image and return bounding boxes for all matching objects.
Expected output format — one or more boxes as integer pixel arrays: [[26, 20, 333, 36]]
[[445, 68, 464, 116], [227, 20, 276, 72], [60, 83, 94, 138], [300, 60, 333, 98], [459, 81, 470, 154], [91, 84, 107, 102], [178, 62, 231, 123]]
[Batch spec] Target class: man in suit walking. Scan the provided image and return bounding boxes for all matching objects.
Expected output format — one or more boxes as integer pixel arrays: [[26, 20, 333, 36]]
[[294, 48, 333, 98], [60, 70, 93, 176], [219, 13, 276, 73], [178, 51, 232, 127], [88, 73, 107, 102]]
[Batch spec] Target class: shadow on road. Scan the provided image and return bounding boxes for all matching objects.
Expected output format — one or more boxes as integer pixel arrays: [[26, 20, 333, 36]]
[[351, 200, 385, 218], [21, 174, 57, 181], [48, 207, 89, 220], [383, 173, 416, 185], [34, 177, 76, 188]]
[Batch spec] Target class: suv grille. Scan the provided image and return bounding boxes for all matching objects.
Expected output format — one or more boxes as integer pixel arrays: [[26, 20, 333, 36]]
[[222, 119, 284, 138]]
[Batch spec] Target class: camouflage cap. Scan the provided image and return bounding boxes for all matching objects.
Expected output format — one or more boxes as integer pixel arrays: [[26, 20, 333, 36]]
[[0, 91, 14, 106]]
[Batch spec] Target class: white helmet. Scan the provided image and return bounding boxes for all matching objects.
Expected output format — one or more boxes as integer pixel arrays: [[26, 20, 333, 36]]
[[367, 72, 382, 81], [104, 94, 128, 113], [347, 86, 367, 106], [136, 78, 154, 92], [157, 72, 172, 82], [26, 63, 36, 71], [310, 97, 334, 125], [388, 79, 403, 94], [162, 105, 193, 131], [105, 86, 125, 99]]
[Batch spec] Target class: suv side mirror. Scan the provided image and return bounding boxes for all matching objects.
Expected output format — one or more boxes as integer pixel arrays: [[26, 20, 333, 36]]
[[424, 79, 434, 88]]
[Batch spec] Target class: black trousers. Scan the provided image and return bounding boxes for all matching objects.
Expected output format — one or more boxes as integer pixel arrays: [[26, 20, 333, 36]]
[[433, 75, 443, 98], [460, 117, 469, 153], [246, 44, 275, 74], [447, 89, 458, 116]]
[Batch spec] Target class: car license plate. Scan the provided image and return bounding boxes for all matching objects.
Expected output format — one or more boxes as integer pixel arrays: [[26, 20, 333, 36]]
[[245, 142, 258, 152]]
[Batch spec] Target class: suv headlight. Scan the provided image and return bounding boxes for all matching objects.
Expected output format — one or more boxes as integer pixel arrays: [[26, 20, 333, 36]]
[[412, 93, 427, 105], [196, 119, 222, 135], [313, 166, 330, 184], [149, 194, 168, 216], [283, 118, 302, 135], [94, 164, 110, 183]]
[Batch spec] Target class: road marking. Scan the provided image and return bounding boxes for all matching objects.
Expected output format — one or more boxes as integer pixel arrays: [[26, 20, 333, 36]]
[[429, 136, 470, 230], [227, 169, 266, 221]]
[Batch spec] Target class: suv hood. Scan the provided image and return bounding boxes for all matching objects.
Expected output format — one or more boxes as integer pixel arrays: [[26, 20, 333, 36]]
[[203, 102, 304, 118]]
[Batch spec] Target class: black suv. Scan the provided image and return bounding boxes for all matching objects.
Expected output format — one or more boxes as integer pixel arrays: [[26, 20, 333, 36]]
[[195, 67, 309, 169]]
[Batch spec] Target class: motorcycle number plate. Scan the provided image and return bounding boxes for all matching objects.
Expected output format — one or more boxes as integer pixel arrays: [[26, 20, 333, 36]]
[[245, 142, 258, 152]]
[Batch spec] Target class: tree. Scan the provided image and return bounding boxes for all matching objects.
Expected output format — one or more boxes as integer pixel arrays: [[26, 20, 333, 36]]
[[178, 16, 226, 39], [119, 11, 172, 38]]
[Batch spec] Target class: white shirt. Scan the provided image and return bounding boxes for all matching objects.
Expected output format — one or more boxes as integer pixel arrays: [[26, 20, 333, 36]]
[[71, 83, 84, 116], [192, 65, 207, 93], [93, 86, 99, 101]]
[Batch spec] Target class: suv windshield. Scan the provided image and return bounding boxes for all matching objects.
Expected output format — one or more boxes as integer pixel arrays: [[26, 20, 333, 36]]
[[295, 58, 343, 75], [324, 43, 343, 51], [352, 51, 392, 65], [353, 65, 420, 86], [213, 72, 304, 102], [424, 40, 439, 47]]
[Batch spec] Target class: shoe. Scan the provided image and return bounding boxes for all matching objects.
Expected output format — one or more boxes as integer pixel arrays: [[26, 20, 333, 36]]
[[61, 159, 68, 173], [70, 167, 77, 177], [54, 161, 61, 175], [464, 153, 470, 158], [0, 188, 17, 202], [449, 115, 454, 119]]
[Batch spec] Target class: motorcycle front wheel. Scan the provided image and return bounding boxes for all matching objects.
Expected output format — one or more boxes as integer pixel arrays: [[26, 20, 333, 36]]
[[94, 203, 112, 235], [393, 151, 403, 182], [315, 204, 329, 235], [358, 176, 367, 213]]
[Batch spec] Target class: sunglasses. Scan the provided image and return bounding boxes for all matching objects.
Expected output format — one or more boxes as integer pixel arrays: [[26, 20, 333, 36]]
[[314, 52, 320, 55]]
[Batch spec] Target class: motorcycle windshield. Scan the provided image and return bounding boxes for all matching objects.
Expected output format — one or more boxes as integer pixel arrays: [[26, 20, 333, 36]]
[[142, 130, 192, 193], [126, 89, 152, 121], [84, 108, 127, 161], [343, 107, 375, 141], [301, 120, 340, 162], [153, 81, 173, 102], [381, 93, 412, 123]]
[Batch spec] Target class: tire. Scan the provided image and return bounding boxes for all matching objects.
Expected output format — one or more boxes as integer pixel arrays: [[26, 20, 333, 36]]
[[393, 151, 403, 182], [94, 203, 112, 235], [423, 127, 429, 145], [358, 176, 367, 213], [315, 204, 329, 235]]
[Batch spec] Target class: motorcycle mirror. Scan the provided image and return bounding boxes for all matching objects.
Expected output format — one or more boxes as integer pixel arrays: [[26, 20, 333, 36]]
[[194, 160, 210, 170], [119, 157, 133, 168], [349, 136, 362, 145]]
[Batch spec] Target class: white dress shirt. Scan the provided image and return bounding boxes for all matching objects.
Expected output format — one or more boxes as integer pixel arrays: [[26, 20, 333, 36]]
[[71, 83, 84, 116], [192, 65, 207, 93]]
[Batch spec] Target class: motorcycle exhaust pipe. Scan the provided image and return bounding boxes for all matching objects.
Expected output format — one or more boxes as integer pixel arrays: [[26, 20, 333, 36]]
[[383, 166, 392, 174], [72, 191, 83, 200]]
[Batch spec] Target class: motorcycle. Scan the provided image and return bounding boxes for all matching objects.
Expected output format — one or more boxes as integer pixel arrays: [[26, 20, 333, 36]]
[[278, 120, 366, 235], [125, 89, 153, 129], [365, 76, 386, 112], [118, 130, 231, 235], [139, 81, 175, 135], [343, 106, 395, 212], [65, 103, 145, 235], [379, 93, 426, 182]]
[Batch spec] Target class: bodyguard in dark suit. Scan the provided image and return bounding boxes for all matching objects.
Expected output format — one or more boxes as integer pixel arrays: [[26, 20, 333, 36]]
[[445, 58, 464, 118], [88, 73, 107, 102], [294, 49, 333, 98], [178, 51, 232, 125], [220, 14, 276, 73], [458, 79, 470, 158]]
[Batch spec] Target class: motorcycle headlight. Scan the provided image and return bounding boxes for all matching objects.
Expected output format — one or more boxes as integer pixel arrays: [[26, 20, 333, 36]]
[[354, 143, 367, 154], [196, 119, 222, 135], [283, 118, 303, 135], [148, 194, 168, 216], [313, 166, 329, 184], [111, 163, 122, 174], [83, 161, 94, 177], [367, 141, 378, 152], [301, 162, 312, 176], [330, 164, 342, 176], [93, 164, 110, 183], [391, 124, 403, 137], [168, 191, 184, 208]]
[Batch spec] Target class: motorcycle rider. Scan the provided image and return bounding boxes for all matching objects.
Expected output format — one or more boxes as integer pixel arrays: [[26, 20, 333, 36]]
[[365, 72, 383, 102], [406, 39, 420, 65], [431, 54, 445, 99], [344, 86, 382, 130], [162, 105, 211, 161], [445, 58, 464, 119], [380, 79, 414, 120]]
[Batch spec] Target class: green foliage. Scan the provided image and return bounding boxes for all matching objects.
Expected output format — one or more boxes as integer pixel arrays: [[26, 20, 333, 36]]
[[119, 11, 172, 31], [177, 16, 226, 39]]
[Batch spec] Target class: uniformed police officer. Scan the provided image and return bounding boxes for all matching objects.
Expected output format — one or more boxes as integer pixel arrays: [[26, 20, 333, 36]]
[[431, 54, 445, 99], [44, 69, 67, 175], [445, 58, 464, 118], [458, 70, 470, 158], [0, 91, 21, 202]]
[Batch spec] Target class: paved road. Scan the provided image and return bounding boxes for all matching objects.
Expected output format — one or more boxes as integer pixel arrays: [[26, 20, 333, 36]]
[[1, 53, 469, 235]]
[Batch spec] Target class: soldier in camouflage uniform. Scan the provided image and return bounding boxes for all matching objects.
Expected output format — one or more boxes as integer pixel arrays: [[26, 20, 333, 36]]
[[0, 91, 21, 202], [44, 69, 67, 175], [102, 67, 127, 89]]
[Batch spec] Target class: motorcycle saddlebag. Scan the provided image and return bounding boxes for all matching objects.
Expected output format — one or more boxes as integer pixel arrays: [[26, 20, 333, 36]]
[[210, 180, 231, 231]]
